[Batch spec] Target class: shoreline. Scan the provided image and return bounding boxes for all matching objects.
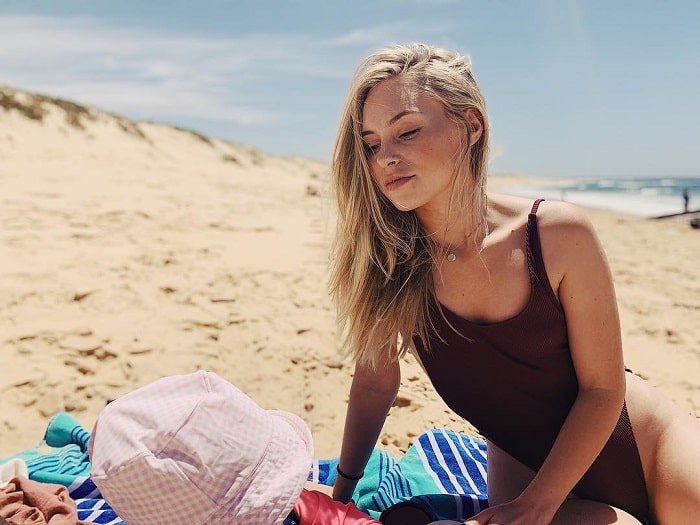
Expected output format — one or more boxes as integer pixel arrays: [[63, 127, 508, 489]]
[[488, 173, 699, 220]]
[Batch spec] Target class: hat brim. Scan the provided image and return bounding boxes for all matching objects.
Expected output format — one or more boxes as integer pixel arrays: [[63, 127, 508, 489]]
[[211, 409, 314, 524]]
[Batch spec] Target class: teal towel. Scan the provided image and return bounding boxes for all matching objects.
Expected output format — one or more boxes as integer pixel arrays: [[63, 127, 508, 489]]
[[314, 428, 488, 521], [0, 412, 91, 486]]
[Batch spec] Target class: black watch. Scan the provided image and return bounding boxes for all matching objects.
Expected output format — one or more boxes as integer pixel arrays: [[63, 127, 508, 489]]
[[283, 509, 300, 525]]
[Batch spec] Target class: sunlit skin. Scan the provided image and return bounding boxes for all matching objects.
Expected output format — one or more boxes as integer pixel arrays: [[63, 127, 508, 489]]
[[361, 75, 482, 247], [361, 76, 460, 210]]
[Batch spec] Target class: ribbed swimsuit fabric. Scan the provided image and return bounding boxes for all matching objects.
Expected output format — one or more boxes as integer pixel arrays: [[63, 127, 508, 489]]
[[412, 199, 649, 520]]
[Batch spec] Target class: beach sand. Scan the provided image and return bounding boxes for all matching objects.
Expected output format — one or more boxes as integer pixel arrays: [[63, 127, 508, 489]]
[[1, 87, 698, 460]]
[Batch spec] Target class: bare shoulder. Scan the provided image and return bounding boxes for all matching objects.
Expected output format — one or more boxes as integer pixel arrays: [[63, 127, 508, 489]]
[[486, 193, 538, 232], [486, 196, 607, 290], [529, 199, 600, 250], [534, 201, 609, 286], [487, 194, 594, 236], [534, 199, 594, 229], [500, 198, 606, 287]]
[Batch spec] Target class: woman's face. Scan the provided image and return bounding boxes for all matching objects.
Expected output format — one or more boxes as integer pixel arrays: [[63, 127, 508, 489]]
[[361, 75, 464, 214]]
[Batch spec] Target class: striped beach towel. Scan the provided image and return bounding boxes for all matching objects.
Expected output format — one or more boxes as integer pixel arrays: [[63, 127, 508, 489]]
[[1, 413, 489, 523], [313, 428, 488, 521]]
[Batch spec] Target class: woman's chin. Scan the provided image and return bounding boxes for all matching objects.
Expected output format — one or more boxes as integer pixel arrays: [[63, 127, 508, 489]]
[[386, 197, 419, 212]]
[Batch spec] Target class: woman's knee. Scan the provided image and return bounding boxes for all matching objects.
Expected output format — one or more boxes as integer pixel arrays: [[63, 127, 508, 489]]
[[552, 499, 642, 525]]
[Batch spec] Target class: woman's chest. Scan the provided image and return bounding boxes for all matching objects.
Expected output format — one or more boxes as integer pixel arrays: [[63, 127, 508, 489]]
[[434, 245, 532, 325]]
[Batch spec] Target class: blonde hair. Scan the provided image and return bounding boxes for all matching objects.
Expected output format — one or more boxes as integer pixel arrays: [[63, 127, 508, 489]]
[[329, 43, 490, 368]]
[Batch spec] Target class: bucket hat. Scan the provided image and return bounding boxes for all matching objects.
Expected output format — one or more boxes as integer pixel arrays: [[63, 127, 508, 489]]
[[89, 370, 313, 524]]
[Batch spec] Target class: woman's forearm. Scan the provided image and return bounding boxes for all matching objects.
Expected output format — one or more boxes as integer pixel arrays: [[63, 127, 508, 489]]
[[518, 384, 625, 518], [332, 359, 400, 502]]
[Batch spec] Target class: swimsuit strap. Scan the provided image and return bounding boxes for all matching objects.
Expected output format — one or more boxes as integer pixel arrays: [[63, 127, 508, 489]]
[[530, 198, 545, 215], [525, 199, 563, 312], [525, 199, 546, 279]]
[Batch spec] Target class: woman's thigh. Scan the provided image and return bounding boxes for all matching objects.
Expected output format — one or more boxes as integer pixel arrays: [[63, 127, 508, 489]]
[[486, 441, 642, 524], [551, 499, 641, 525], [485, 440, 536, 504], [625, 373, 700, 523], [648, 414, 700, 524]]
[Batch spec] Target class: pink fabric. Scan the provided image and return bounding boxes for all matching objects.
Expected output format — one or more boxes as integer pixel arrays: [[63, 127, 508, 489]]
[[0, 476, 87, 525], [89, 371, 313, 525], [293, 489, 381, 525]]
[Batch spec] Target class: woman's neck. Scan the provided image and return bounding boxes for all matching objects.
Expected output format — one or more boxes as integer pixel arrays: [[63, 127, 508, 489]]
[[417, 207, 482, 260]]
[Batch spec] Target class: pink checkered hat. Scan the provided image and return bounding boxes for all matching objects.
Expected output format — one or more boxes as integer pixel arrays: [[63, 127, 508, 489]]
[[88, 370, 314, 525]]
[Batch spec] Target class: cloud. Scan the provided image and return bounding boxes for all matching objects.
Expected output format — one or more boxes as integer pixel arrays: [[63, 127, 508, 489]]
[[0, 14, 353, 126], [0, 13, 463, 157]]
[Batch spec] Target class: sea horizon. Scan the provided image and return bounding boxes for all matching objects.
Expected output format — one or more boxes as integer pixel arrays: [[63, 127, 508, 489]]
[[495, 174, 700, 218]]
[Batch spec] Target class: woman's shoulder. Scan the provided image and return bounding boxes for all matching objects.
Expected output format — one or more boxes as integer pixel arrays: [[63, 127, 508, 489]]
[[488, 194, 601, 270], [534, 198, 591, 224], [488, 194, 593, 233], [532, 199, 598, 248], [527, 200, 605, 280]]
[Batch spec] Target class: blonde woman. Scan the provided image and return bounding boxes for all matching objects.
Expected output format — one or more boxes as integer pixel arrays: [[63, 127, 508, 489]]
[[329, 43, 700, 524]]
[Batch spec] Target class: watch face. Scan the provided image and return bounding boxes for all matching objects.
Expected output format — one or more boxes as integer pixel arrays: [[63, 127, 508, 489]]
[[283, 510, 300, 525]]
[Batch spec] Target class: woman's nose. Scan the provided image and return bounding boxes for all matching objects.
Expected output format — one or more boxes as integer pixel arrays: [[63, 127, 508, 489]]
[[375, 143, 398, 168]]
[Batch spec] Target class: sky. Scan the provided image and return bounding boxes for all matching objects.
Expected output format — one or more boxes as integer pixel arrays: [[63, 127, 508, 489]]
[[0, 0, 698, 179]]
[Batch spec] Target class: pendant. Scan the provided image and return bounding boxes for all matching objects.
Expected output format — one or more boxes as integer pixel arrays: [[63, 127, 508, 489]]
[[446, 252, 457, 262]]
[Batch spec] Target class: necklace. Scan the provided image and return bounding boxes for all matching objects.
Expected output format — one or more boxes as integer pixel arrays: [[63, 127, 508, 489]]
[[445, 239, 468, 262], [444, 229, 481, 262]]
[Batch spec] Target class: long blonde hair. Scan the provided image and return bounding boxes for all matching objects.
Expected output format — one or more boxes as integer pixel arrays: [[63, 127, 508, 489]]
[[329, 43, 490, 368]]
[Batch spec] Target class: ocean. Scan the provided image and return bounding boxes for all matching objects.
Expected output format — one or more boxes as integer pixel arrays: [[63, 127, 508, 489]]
[[496, 176, 700, 218]]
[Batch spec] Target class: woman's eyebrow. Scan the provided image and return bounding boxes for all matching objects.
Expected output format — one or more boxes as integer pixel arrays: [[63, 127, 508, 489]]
[[361, 109, 419, 137]]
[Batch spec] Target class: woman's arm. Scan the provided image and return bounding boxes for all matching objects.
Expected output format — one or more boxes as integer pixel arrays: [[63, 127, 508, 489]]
[[332, 355, 401, 503], [470, 202, 627, 524], [523, 202, 626, 517]]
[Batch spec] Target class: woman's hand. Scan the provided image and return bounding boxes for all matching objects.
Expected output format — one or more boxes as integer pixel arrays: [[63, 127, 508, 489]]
[[464, 497, 557, 525]]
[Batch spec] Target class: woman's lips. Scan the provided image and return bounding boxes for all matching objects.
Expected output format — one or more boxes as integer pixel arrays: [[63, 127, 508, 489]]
[[386, 175, 415, 190]]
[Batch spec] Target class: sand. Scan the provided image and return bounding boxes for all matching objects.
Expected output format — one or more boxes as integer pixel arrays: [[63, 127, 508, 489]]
[[1, 86, 698, 460]]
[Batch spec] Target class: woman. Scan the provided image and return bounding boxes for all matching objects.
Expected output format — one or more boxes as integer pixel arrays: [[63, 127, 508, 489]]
[[328, 43, 700, 524]]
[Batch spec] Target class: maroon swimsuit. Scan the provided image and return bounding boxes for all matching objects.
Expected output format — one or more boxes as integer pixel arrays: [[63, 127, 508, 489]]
[[413, 200, 649, 520]]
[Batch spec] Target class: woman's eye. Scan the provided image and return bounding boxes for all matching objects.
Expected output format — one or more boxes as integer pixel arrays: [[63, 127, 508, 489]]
[[400, 128, 419, 139], [364, 142, 380, 155]]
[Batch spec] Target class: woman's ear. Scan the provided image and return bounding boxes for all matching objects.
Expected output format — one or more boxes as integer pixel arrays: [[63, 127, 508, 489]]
[[465, 109, 483, 146]]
